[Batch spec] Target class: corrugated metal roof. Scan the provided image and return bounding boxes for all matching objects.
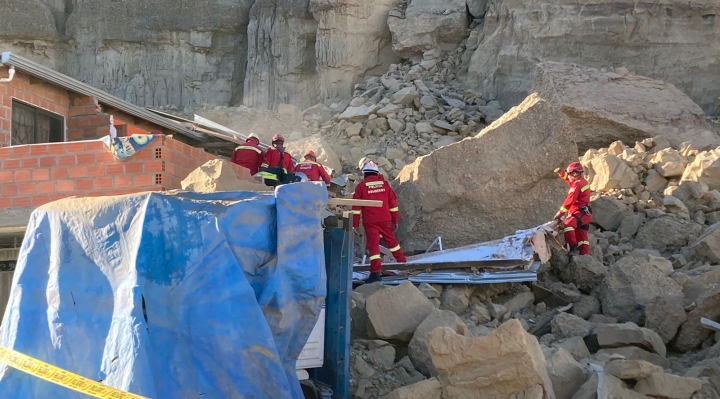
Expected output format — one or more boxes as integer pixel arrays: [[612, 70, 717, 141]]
[[0, 52, 207, 142]]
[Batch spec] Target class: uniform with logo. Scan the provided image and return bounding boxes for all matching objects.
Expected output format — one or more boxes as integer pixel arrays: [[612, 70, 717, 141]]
[[230, 139, 264, 175], [557, 171, 593, 255]]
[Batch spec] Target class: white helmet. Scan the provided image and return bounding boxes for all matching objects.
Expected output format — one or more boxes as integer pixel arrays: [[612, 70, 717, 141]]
[[357, 156, 371, 170], [362, 161, 379, 174], [247, 133, 259, 141]]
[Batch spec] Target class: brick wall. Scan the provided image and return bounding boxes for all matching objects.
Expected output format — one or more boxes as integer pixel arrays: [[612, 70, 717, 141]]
[[0, 70, 71, 146], [0, 137, 255, 209], [67, 96, 113, 141]]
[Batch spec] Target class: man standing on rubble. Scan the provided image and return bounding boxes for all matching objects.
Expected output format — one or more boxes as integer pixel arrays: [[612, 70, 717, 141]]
[[295, 150, 331, 184], [554, 162, 593, 256], [258, 134, 294, 186], [231, 133, 264, 175], [352, 161, 407, 283]]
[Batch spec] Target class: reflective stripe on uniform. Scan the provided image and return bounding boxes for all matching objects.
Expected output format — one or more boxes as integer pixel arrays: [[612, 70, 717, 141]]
[[563, 227, 574, 232], [388, 245, 401, 252], [298, 161, 320, 166], [350, 210, 361, 215], [235, 145, 262, 154], [369, 254, 382, 261], [261, 163, 269, 168], [578, 241, 590, 246], [389, 207, 399, 212], [256, 171, 278, 180], [366, 181, 384, 187], [581, 185, 591, 192], [560, 207, 568, 212]]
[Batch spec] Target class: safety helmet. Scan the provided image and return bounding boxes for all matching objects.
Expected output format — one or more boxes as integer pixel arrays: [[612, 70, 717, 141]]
[[304, 150, 317, 159], [272, 134, 285, 143], [566, 162, 584, 174], [357, 156, 371, 170], [362, 161, 379, 174], [247, 133, 259, 143]]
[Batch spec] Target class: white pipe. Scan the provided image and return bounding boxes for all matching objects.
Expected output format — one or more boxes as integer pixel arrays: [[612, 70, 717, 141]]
[[0, 66, 15, 83]]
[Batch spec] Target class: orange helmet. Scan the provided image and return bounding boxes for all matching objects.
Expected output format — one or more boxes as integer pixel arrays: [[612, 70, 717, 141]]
[[304, 150, 317, 159], [566, 162, 584, 174], [272, 134, 285, 143]]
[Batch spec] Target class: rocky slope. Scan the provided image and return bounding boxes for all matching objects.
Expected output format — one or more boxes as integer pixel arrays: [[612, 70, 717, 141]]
[[3, 0, 719, 114]]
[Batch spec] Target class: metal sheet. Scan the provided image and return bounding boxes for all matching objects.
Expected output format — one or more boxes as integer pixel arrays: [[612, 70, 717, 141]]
[[353, 270, 538, 285]]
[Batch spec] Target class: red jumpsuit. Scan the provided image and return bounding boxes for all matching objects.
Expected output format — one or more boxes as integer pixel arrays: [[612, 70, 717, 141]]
[[295, 161, 331, 184], [352, 174, 407, 273], [261, 147, 294, 172], [230, 139, 264, 175], [558, 172, 593, 255]]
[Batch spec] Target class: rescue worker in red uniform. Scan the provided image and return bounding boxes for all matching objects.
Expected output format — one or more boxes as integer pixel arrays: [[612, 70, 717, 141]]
[[554, 162, 593, 256], [294, 150, 331, 184], [230, 133, 264, 175], [352, 161, 407, 283], [258, 134, 294, 186]]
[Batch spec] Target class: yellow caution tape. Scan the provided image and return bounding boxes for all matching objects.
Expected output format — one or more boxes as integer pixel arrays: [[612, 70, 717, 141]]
[[0, 346, 149, 399]]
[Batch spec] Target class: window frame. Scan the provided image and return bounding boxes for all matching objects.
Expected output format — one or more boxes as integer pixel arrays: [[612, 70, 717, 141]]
[[10, 99, 66, 145]]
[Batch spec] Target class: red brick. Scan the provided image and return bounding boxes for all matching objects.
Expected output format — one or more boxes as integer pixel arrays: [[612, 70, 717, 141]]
[[32, 169, 49, 181], [37, 181, 55, 194], [144, 160, 164, 172], [56, 180, 74, 192], [0, 197, 11, 208], [11, 146, 28, 157], [48, 143, 68, 154], [134, 174, 153, 187], [85, 141, 104, 151], [3, 158, 20, 169], [123, 163, 143, 174], [39, 156, 57, 167], [105, 163, 124, 175], [68, 129, 83, 140], [58, 155, 76, 166], [29, 144, 48, 155], [13, 169, 31, 182], [80, 96, 98, 106], [48, 193, 68, 202], [13, 196, 31, 208], [51, 167, 68, 180], [19, 182, 35, 195], [94, 177, 113, 190], [0, 170, 12, 183], [32, 195, 50, 207], [95, 152, 114, 163], [0, 147, 10, 158], [69, 166, 87, 178], [77, 153, 95, 164], [88, 165, 105, 177], [114, 176, 132, 188], [66, 142, 86, 153], [76, 178, 93, 191], [69, 107, 85, 117], [83, 105, 100, 115], [1, 184, 18, 196], [21, 158, 38, 168]]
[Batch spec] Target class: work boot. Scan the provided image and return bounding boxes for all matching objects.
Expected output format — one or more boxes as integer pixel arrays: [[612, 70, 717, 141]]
[[365, 272, 382, 284], [567, 247, 579, 256]]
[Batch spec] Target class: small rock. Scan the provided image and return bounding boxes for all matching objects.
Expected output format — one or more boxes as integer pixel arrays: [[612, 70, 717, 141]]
[[366, 281, 435, 341], [597, 322, 667, 357], [551, 312, 596, 340], [552, 336, 591, 360], [391, 87, 418, 105], [471, 304, 492, 324], [416, 122, 434, 135], [604, 359, 664, 380], [346, 123, 362, 137], [366, 345, 396, 370], [439, 286, 471, 315], [418, 283, 440, 299], [634, 373, 703, 399], [595, 347, 671, 368], [572, 295, 601, 320], [385, 378, 442, 399]]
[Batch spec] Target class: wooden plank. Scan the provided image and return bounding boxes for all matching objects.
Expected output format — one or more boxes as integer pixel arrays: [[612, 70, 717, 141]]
[[701, 317, 720, 332], [352, 259, 529, 272], [328, 198, 382, 207]]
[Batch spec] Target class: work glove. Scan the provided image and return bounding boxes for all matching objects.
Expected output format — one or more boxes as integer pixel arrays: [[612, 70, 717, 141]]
[[553, 167, 561, 174], [553, 211, 563, 221]]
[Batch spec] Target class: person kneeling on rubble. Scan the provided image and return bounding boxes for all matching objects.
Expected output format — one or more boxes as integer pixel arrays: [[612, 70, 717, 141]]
[[231, 133, 264, 175], [554, 162, 593, 256], [352, 161, 407, 283], [294, 150, 331, 184], [257, 134, 294, 186]]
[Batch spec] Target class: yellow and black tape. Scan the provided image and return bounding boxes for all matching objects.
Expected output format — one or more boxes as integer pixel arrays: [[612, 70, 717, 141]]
[[0, 346, 149, 399]]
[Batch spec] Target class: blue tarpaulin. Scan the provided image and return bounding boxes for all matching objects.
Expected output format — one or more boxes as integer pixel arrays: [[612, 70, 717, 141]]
[[0, 183, 328, 399]]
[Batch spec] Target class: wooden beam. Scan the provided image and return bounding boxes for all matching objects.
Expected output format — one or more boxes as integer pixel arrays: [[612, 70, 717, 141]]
[[328, 198, 382, 207], [352, 259, 529, 272]]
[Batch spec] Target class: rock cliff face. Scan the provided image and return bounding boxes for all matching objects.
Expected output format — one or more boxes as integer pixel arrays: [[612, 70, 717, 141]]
[[466, 0, 720, 115]]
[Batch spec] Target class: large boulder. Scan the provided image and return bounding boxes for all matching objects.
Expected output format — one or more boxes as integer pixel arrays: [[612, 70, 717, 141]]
[[682, 149, 720, 191], [584, 154, 641, 192], [634, 217, 703, 254], [366, 281, 435, 341], [180, 159, 270, 192], [675, 285, 720, 352], [561, 255, 607, 294], [591, 196, 632, 231], [551, 312, 595, 340], [409, 309, 472, 377], [284, 135, 342, 176], [532, 62, 716, 152], [427, 320, 556, 399], [599, 256, 684, 324], [644, 296, 687, 345], [634, 373, 703, 399], [546, 349, 586, 399], [394, 93, 577, 252], [596, 347, 671, 369], [604, 359, 664, 380], [387, 0, 467, 58], [597, 322, 667, 357], [690, 223, 720, 263]]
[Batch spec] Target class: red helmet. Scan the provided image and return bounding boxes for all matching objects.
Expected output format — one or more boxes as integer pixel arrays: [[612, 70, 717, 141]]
[[272, 134, 285, 143], [566, 162, 584, 174], [304, 150, 317, 159]]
